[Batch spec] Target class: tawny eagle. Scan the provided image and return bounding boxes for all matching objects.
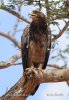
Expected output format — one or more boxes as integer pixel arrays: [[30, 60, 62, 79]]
[[21, 10, 51, 95]]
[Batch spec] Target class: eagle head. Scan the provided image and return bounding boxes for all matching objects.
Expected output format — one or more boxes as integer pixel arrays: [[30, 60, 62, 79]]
[[29, 10, 46, 23]]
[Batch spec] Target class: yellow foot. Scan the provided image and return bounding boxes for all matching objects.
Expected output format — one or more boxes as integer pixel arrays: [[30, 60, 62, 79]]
[[38, 64, 44, 73], [25, 65, 35, 72], [30, 65, 34, 69], [38, 64, 42, 69]]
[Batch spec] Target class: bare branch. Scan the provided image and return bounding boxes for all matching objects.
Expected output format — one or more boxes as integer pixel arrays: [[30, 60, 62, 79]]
[[9, 62, 22, 66], [0, 32, 21, 49], [12, 18, 20, 36], [48, 64, 65, 69], [48, 64, 69, 86], [51, 21, 69, 42], [0, 4, 30, 24], [0, 53, 21, 69], [1, 68, 69, 100]]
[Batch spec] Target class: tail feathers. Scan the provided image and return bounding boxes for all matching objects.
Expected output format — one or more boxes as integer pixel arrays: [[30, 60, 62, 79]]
[[31, 85, 39, 95]]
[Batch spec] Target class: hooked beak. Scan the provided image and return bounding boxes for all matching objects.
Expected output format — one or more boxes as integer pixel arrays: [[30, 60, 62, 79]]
[[28, 12, 36, 18]]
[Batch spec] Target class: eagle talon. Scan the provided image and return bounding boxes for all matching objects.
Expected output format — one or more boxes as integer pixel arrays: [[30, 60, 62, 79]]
[[25, 68, 30, 72], [26, 69, 36, 79], [30, 65, 34, 69], [38, 67, 44, 73], [38, 64, 43, 70]]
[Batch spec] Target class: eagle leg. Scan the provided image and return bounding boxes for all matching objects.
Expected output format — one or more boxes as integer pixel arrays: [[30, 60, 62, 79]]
[[25, 64, 35, 73], [38, 64, 43, 69], [30, 64, 34, 69], [38, 64, 44, 72]]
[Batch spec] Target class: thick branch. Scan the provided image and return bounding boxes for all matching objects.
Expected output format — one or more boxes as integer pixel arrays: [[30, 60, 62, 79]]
[[1, 68, 69, 100], [0, 53, 21, 69], [0, 32, 21, 49], [0, 4, 30, 24], [51, 21, 69, 42]]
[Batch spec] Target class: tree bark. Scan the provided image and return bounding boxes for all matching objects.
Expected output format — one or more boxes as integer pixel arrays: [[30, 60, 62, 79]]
[[1, 68, 69, 100]]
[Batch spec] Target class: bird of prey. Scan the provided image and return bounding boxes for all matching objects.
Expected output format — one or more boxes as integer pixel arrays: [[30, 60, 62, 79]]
[[21, 10, 51, 95]]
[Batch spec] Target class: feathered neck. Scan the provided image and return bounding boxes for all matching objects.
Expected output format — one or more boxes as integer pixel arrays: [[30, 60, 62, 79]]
[[30, 19, 48, 34], [29, 18, 48, 42]]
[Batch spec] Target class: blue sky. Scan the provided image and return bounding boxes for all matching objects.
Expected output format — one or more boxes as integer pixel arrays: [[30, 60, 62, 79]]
[[0, 1, 69, 100]]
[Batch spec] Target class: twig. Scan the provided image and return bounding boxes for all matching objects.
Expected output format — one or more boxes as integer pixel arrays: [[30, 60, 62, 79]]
[[48, 64, 66, 69], [0, 4, 30, 24], [51, 21, 69, 42], [12, 18, 20, 36], [0, 32, 21, 49]]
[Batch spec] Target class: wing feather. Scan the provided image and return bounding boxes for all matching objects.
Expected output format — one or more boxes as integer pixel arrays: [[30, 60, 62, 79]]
[[43, 27, 51, 69], [21, 25, 30, 71]]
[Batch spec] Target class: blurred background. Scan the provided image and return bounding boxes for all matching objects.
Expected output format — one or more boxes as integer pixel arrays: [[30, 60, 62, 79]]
[[0, 0, 69, 100]]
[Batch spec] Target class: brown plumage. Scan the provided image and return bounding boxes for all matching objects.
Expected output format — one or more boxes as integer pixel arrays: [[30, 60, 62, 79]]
[[21, 10, 51, 95]]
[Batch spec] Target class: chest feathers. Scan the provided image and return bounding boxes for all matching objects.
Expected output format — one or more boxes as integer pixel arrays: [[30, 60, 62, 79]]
[[28, 20, 48, 64]]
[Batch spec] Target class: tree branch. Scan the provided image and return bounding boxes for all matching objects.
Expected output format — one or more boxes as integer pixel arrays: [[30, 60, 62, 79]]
[[0, 4, 30, 24], [48, 64, 66, 69], [51, 21, 69, 42], [12, 18, 20, 36], [1, 68, 69, 100], [0, 53, 21, 69], [0, 32, 21, 49]]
